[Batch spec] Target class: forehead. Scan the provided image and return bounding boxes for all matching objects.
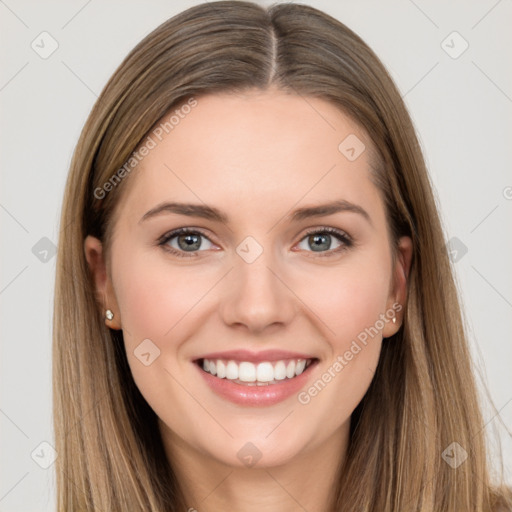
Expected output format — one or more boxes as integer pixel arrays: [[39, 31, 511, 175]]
[[114, 90, 383, 227]]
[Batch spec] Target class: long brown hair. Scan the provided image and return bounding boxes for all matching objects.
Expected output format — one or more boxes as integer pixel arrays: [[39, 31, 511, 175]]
[[53, 1, 512, 510]]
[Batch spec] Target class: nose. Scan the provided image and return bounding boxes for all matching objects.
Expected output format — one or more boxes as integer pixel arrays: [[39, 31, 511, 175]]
[[219, 245, 297, 334]]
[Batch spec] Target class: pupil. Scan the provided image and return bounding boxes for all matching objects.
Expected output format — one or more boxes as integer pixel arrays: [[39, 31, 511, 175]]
[[178, 234, 201, 251], [310, 234, 330, 252]]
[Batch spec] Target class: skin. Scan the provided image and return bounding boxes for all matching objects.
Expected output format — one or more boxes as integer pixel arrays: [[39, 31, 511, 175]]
[[85, 89, 412, 511]]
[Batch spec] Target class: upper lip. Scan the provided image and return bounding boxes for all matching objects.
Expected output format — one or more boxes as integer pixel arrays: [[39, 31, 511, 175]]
[[194, 349, 317, 364]]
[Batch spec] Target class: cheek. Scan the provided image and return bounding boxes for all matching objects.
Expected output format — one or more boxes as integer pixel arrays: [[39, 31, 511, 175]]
[[113, 250, 216, 340], [111, 250, 223, 407], [111, 251, 209, 416], [296, 259, 390, 423], [299, 253, 392, 350]]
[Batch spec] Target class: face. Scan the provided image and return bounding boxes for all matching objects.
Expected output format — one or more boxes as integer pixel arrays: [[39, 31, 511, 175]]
[[85, 89, 411, 471]]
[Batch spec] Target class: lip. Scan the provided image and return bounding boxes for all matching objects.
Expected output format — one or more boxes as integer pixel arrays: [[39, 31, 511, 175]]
[[193, 349, 316, 364], [193, 358, 319, 407]]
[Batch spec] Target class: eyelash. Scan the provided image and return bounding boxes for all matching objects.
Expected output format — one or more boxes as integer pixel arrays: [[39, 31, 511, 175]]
[[157, 226, 353, 258]]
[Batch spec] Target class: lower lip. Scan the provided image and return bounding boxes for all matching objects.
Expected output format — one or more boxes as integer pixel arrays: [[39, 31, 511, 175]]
[[194, 360, 319, 407]]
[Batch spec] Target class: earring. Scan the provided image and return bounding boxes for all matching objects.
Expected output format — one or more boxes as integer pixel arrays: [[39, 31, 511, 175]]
[[105, 309, 114, 321], [392, 316, 397, 324]]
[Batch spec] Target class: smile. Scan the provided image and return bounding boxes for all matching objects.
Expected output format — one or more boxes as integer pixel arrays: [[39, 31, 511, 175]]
[[198, 357, 315, 385], [193, 357, 319, 406]]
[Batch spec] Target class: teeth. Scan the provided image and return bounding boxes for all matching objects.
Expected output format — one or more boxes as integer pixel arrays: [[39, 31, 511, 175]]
[[274, 361, 287, 380], [226, 360, 238, 380], [256, 362, 274, 382], [295, 359, 306, 375], [199, 357, 314, 384], [286, 360, 295, 379], [216, 360, 226, 378], [239, 362, 256, 382]]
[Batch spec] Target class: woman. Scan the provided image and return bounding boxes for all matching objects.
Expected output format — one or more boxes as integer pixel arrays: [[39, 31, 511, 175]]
[[53, 1, 512, 510]]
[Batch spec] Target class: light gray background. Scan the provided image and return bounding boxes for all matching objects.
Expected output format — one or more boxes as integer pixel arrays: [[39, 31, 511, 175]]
[[1, 0, 511, 510]]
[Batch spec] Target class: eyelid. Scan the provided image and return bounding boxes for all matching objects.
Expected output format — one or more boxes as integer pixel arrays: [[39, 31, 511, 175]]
[[295, 226, 353, 257], [157, 227, 218, 258], [158, 225, 353, 257], [301, 226, 352, 242], [157, 226, 214, 245]]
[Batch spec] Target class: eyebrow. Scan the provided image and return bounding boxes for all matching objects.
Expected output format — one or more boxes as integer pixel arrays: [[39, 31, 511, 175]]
[[140, 200, 372, 226]]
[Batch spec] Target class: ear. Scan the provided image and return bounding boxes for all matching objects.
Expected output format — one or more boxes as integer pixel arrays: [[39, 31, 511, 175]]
[[382, 235, 413, 338], [84, 235, 122, 330]]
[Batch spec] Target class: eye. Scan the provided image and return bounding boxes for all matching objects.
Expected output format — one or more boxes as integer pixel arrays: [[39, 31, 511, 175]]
[[295, 227, 353, 256], [158, 228, 215, 257], [158, 226, 353, 258]]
